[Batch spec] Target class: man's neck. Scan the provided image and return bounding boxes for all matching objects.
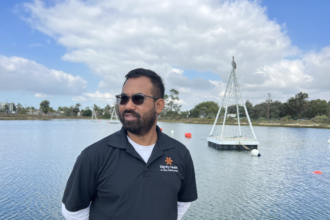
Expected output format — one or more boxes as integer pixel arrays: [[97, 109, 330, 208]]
[[127, 124, 158, 146]]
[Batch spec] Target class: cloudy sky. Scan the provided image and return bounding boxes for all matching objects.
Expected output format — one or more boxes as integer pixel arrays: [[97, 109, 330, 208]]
[[1, 0, 329, 110]]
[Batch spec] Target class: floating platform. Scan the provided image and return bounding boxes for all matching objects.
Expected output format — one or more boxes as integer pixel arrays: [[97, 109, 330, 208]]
[[208, 57, 259, 151], [207, 136, 258, 151]]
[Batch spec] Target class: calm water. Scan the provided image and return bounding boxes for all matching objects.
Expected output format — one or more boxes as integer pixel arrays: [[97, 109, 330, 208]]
[[0, 120, 330, 219]]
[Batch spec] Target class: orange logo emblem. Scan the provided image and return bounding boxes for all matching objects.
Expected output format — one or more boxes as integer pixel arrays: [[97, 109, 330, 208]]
[[165, 157, 173, 165]]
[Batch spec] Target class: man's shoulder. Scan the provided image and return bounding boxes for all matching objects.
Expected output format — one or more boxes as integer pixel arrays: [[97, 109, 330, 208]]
[[80, 130, 122, 157], [161, 133, 190, 154]]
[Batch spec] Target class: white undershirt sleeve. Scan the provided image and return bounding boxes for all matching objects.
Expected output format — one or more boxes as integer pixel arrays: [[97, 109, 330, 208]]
[[62, 203, 90, 220], [177, 202, 191, 220]]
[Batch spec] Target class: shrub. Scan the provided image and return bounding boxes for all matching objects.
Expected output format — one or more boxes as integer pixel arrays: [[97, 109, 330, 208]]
[[311, 115, 328, 123], [281, 115, 291, 121], [257, 117, 266, 121]]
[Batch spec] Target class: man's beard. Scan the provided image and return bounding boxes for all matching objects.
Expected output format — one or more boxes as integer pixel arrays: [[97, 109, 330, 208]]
[[119, 106, 157, 136]]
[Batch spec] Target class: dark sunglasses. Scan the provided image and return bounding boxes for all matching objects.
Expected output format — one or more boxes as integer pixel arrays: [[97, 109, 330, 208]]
[[116, 93, 160, 105]]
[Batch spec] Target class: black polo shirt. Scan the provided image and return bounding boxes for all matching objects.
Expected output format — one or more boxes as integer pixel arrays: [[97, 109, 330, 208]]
[[62, 126, 198, 220]]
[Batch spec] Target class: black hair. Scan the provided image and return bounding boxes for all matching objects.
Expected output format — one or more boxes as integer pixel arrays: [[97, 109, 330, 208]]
[[124, 68, 165, 99]]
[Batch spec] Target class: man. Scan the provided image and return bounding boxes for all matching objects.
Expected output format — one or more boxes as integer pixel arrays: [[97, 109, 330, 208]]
[[62, 68, 198, 220]]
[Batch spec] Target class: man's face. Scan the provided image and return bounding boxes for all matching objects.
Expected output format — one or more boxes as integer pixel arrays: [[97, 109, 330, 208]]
[[118, 76, 159, 136]]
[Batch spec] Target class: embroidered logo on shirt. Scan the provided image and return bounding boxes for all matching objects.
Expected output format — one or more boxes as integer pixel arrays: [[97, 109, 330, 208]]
[[165, 157, 173, 165], [160, 165, 178, 172], [161, 157, 178, 172]]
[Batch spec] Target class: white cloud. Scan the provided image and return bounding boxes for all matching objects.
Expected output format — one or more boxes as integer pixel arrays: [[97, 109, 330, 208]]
[[71, 96, 86, 102], [34, 93, 50, 98], [28, 43, 46, 48], [21, 0, 330, 109], [85, 91, 113, 100], [240, 46, 330, 103], [0, 55, 87, 95], [72, 91, 114, 103], [23, 0, 296, 79], [171, 68, 184, 75]]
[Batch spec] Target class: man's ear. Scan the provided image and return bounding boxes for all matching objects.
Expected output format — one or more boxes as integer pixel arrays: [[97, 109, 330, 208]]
[[156, 99, 165, 114]]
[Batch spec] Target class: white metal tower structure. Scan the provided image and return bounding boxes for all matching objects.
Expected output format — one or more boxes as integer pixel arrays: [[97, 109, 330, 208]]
[[109, 107, 120, 124], [208, 57, 259, 150], [91, 109, 98, 122]]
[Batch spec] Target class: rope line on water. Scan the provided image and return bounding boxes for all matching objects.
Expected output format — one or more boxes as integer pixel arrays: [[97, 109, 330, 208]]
[[239, 142, 251, 151]]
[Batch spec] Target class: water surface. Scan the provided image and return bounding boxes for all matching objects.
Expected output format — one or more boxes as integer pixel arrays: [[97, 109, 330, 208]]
[[0, 120, 329, 219]]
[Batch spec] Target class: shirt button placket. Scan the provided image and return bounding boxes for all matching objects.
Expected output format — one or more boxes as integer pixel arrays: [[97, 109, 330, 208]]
[[143, 166, 148, 177]]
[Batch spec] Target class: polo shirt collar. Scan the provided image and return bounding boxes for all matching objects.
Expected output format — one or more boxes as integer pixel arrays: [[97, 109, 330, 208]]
[[107, 125, 175, 151]]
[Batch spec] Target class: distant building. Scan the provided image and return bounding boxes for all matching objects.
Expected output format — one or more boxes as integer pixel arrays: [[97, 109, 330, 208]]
[[77, 112, 82, 116], [227, 114, 236, 118], [8, 103, 14, 111], [0, 102, 15, 113]]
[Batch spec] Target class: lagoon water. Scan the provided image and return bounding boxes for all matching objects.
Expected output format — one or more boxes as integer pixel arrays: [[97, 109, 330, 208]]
[[0, 120, 330, 219]]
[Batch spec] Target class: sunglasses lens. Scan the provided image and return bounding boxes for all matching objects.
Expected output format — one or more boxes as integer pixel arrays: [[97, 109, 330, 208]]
[[117, 95, 129, 105], [132, 95, 145, 105]]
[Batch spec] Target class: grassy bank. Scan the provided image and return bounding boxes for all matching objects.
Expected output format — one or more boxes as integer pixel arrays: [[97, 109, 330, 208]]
[[0, 113, 91, 120], [158, 117, 330, 129], [1, 113, 330, 129]]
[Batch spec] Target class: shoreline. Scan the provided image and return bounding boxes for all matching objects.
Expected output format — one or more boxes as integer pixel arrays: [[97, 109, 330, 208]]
[[158, 119, 330, 129], [1, 114, 329, 129]]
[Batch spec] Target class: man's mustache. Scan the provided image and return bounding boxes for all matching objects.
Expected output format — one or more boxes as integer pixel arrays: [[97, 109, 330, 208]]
[[122, 110, 141, 119]]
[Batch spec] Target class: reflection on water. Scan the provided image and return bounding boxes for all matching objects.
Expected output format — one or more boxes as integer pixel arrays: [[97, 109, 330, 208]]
[[0, 120, 329, 219]]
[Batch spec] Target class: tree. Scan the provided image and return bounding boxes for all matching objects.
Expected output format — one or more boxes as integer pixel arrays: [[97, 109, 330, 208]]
[[63, 107, 72, 116], [104, 104, 111, 114], [19, 109, 27, 114], [179, 110, 190, 118], [72, 103, 81, 116], [245, 100, 253, 116], [284, 92, 309, 118], [251, 102, 268, 119], [249, 100, 283, 119], [190, 101, 219, 118], [305, 99, 330, 118], [81, 107, 92, 117], [269, 101, 283, 119], [162, 89, 182, 117], [93, 104, 102, 115], [16, 103, 23, 113], [49, 107, 56, 113], [40, 100, 50, 114]]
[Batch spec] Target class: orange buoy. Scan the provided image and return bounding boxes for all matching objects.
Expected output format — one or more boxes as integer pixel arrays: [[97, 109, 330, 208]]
[[98, 121, 100, 122], [160, 128, 163, 132], [185, 133, 192, 138], [313, 171, 322, 174]]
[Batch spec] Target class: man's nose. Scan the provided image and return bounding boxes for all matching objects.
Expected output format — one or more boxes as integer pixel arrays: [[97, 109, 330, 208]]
[[125, 97, 136, 110]]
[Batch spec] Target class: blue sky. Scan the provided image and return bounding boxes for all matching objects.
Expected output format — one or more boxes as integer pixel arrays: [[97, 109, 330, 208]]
[[261, 0, 330, 53], [0, 0, 329, 110]]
